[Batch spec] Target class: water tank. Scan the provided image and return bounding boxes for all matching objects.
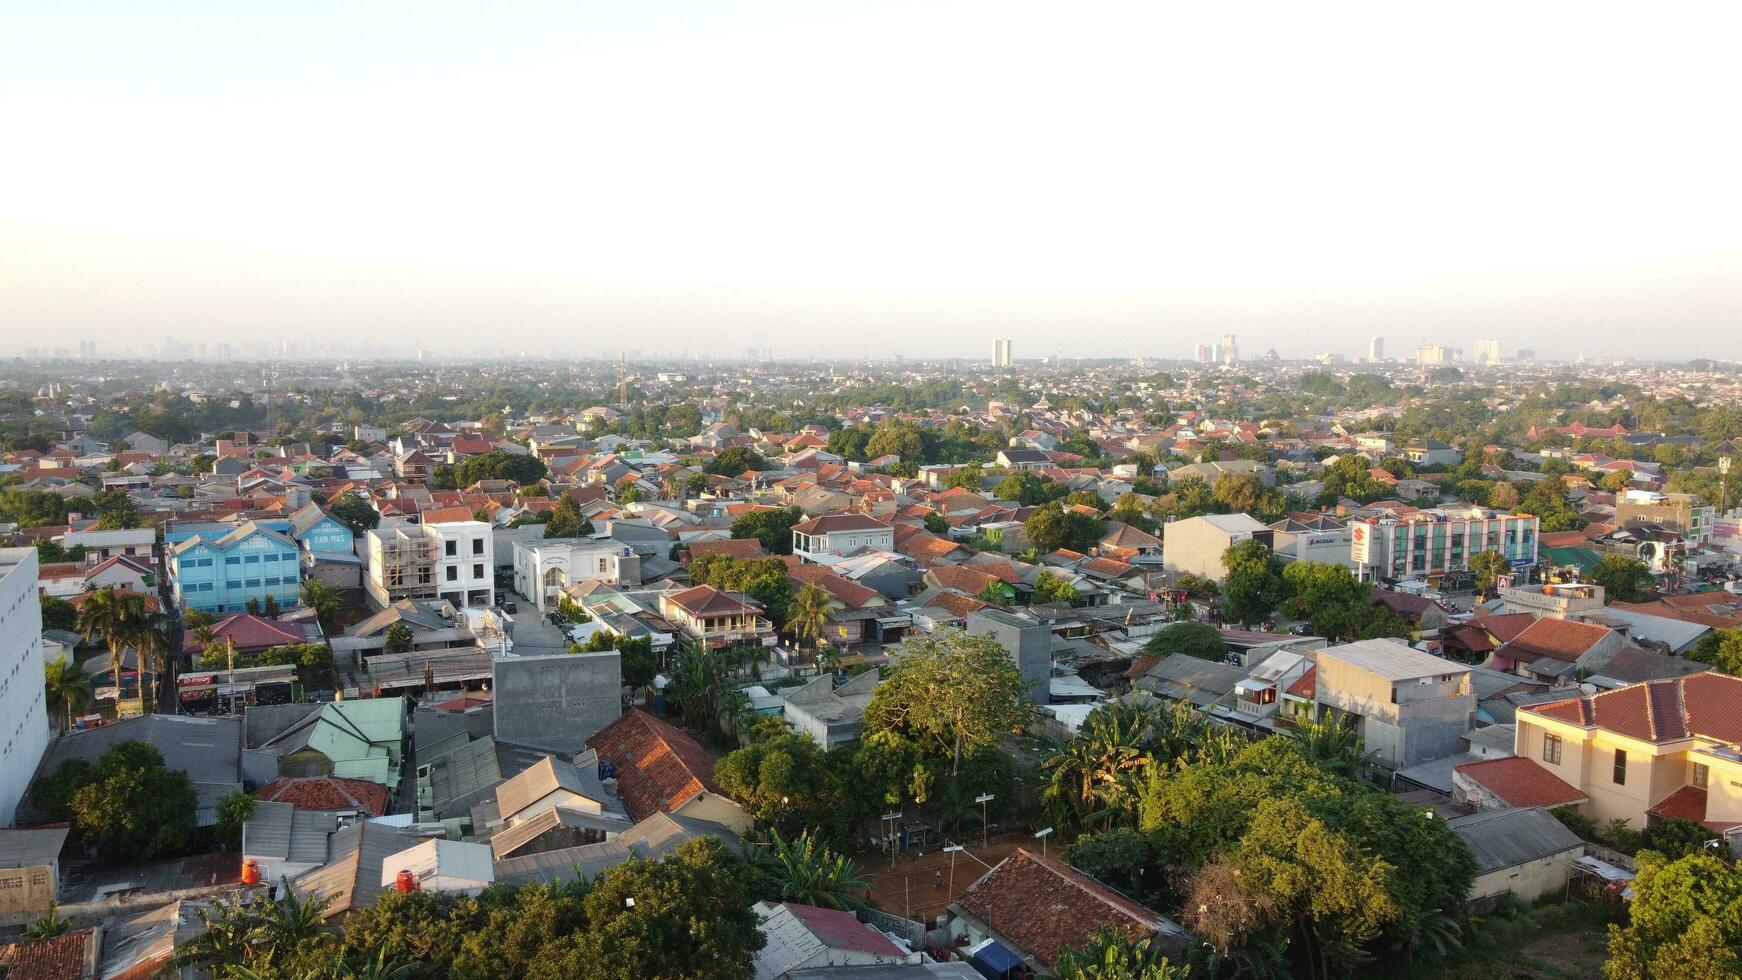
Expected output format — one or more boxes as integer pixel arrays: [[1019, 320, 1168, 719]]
[[395, 869, 417, 893]]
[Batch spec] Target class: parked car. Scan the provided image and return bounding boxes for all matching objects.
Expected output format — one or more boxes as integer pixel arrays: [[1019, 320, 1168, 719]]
[[501, 599, 517, 614]]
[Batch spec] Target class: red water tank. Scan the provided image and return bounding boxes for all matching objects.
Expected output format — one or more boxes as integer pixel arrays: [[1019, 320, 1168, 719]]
[[395, 869, 417, 893], [241, 859, 260, 886]]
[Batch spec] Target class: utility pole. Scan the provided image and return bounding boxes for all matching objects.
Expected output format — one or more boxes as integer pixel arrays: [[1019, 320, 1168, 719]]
[[944, 844, 963, 897], [225, 637, 237, 716], [1721, 456, 1732, 517], [975, 793, 995, 848]]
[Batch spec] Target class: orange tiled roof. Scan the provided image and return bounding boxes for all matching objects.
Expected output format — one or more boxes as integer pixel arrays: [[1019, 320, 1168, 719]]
[[1454, 756, 1587, 808], [954, 849, 1175, 971], [587, 710, 723, 822], [1523, 674, 1742, 745], [256, 775, 390, 817]]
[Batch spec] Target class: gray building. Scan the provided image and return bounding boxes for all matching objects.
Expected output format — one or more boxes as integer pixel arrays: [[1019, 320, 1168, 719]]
[[1313, 639, 1474, 769], [493, 651, 622, 755], [780, 670, 879, 748], [1162, 513, 1273, 584], [1449, 806, 1584, 904], [965, 610, 1050, 704]]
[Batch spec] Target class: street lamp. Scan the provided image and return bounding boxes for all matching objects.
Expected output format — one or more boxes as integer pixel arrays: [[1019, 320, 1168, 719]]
[[975, 793, 996, 848], [1033, 826, 1054, 860], [943, 844, 964, 895], [882, 810, 903, 867]]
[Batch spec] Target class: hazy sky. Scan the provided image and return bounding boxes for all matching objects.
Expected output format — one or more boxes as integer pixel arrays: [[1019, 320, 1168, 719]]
[[3, 1, 1739, 361]]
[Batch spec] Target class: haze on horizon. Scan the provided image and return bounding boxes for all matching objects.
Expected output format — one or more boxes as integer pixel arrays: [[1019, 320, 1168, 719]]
[[2, 1, 1738, 362]]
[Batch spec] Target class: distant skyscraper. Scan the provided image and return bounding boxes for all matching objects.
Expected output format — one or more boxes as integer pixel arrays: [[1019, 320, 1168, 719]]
[[1473, 339, 1502, 364], [1369, 337, 1384, 362], [78, 340, 95, 359], [1194, 344, 1212, 363], [1221, 334, 1238, 362], [1417, 345, 1451, 366], [992, 339, 1012, 367]]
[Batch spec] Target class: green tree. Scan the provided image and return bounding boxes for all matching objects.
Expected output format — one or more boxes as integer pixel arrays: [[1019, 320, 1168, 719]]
[[1468, 549, 1511, 598], [39, 593, 76, 632], [1039, 700, 1159, 832], [1142, 621, 1225, 660], [57, 741, 198, 862], [1686, 628, 1742, 675], [452, 450, 547, 487], [1487, 481, 1520, 509], [300, 579, 341, 631], [546, 495, 595, 538], [76, 586, 148, 708], [328, 491, 380, 533], [1605, 853, 1742, 980], [752, 829, 870, 912], [730, 506, 803, 555], [1023, 501, 1104, 554], [1219, 540, 1287, 627], [1055, 927, 1186, 980], [705, 446, 768, 475], [1033, 570, 1081, 606], [785, 583, 832, 652], [864, 423, 923, 462], [42, 655, 90, 733], [922, 511, 949, 534], [215, 791, 257, 850], [384, 622, 414, 653], [1591, 554, 1652, 604], [1279, 561, 1373, 640], [863, 629, 1036, 782]]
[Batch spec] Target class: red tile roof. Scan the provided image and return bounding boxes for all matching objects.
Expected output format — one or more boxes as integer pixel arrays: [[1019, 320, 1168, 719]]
[[255, 775, 391, 816], [953, 849, 1176, 971], [791, 513, 887, 535], [0, 929, 98, 980], [182, 613, 302, 654], [665, 584, 761, 619], [1454, 756, 1587, 808], [1467, 612, 1536, 644], [1497, 617, 1613, 664], [1285, 664, 1317, 698], [587, 710, 724, 822], [1522, 674, 1742, 744], [787, 565, 881, 609]]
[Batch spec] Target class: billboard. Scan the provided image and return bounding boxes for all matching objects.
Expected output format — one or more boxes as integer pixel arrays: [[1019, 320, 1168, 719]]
[[1350, 523, 1371, 564]]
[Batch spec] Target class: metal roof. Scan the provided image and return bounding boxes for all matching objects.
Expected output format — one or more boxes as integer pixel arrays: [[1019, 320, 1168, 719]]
[[1319, 638, 1470, 681], [1447, 807, 1584, 874], [0, 828, 68, 868], [241, 800, 340, 865]]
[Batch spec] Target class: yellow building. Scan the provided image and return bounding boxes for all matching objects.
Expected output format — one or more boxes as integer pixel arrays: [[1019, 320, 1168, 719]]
[[1456, 673, 1742, 840]]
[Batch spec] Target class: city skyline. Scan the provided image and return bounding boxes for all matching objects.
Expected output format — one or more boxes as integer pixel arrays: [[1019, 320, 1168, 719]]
[[3, 2, 1739, 360]]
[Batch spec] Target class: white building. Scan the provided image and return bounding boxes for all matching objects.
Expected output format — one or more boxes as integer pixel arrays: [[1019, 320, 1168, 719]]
[[364, 520, 495, 611], [512, 540, 641, 613], [0, 549, 49, 826], [431, 521, 495, 610], [1161, 513, 1272, 584], [790, 515, 895, 563]]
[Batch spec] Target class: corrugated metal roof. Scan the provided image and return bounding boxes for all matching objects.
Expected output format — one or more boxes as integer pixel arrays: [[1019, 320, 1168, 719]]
[[1447, 807, 1583, 874]]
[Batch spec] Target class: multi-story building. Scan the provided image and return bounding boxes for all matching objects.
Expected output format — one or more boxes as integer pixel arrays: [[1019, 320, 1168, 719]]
[[1368, 336, 1384, 362], [992, 338, 1012, 368], [1615, 489, 1713, 543], [790, 514, 895, 562], [60, 527, 155, 565], [658, 585, 775, 649], [364, 521, 495, 611], [1162, 513, 1272, 584], [0, 549, 49, 826], [1349, 508, 1538, 584], [512, 540, 641, 613], [1472, 339, 1502, 364], [1454, 673, 1742, 846], [170, 522, 302, 615], [1313, 638, 1474, 769]]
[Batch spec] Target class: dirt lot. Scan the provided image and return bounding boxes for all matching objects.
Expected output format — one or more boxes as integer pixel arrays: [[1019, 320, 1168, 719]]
[[860, 831, 1049, 927]]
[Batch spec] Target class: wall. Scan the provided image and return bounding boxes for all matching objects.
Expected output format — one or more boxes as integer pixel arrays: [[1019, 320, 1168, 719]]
[[0, 550, 49, 827], [965, 611, 1050, 704], [0, 862, 56, 925], [493, 652, 621, 755], [1469, 848, 1582, 904]]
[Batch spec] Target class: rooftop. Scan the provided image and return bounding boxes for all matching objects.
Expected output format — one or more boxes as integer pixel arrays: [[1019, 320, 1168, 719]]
[[1319, 638, 1470, 681]]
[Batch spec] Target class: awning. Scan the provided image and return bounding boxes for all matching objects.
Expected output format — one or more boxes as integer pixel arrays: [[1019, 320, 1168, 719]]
[[875, 616, 912, 628], [969, 939, 1024, 978]]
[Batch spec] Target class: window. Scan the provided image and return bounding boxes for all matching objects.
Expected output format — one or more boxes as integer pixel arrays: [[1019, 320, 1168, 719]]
[[1542, 734, 1562, 765], [472, 539, 484, 556], [445, 540, 458, 557], [227, 580, 242, 590], [473, 563, 485, 579], [446, 566, 458, 582], [245, 554, 260, 564], [245, 579, 260, 588], [1694, 763, 1709, 789], [1613, 749, 1627, 786], [226, 556, 241, 565]]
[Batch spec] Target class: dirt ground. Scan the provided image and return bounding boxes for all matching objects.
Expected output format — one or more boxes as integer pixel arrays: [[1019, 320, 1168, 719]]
[[859, 831, 1050, 927]]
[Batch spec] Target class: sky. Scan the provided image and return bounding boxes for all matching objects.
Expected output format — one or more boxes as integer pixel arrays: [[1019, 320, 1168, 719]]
[[2, 1, 1739, 361]]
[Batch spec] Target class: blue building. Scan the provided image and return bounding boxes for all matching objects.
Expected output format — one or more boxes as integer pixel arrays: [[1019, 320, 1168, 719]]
[[170, 521, 302, 615], [289, 502, 355, 555]]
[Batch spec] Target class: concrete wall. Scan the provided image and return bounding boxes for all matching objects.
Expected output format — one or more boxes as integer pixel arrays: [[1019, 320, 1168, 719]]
[[0, 862, 57, 926], [0, 550, 48, 827], [965, 612, 1050, 704], [1470, 849, 1582, 904], [1316, 655, 1473, 769], [493, 652, 621, 755]]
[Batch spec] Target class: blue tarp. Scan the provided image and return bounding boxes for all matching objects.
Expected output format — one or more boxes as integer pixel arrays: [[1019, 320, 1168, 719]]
[[969, 940, 1024, 979]]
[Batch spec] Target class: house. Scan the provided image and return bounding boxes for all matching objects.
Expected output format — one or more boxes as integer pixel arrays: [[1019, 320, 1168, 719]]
[[659, 585, 776, 649], [0, 925, 102, 977], [1462, 674, 1742, 838], [255, 775, 391, 817], [241, 800, 345, 884], [61, 526, 156, 564], [0, 828, 68, 926], [287, 820, 423, 919], [288, 502, 354, 555], [1162, 513, 1272, 584], [948, 849, 1188, 975], [363, 521, 494, 611], [779, 670, 880, 748], [1313, 638, 1474, 769], [752, 901, 917, 978], [787, 564, 898, 645], [791, 514, 895, 562], [492, 810, 743, 888], [1447, 807, 1585, 904], [1167, 459, 1275, 486], [243, 697, 407, 791], [1404, 439, 1463, 467], [994, 448, 1051, 471], [170, 521, 302, 614], [511, 539, 640, 613], [965, 610, 1052, 704], [1134, 656, 1248, 710], [181, 612, 313, 659], [1496, 580, 1606, 619], [586, 710, 752, 834], [1489, 617, 1625, 685]]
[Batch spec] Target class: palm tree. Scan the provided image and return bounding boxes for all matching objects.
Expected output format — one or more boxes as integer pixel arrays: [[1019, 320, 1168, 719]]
[[1286, 708, 1365, 776], [1054, 926, 1186, 979], [1039, 700, 1156, 831], [754, 830, 870, 912], [75, 587, 147, 709], [786, 583, 832, 660], [42, 656, 90, 733], [384, 622, 413, 653], [133, 613, 177, 715]]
